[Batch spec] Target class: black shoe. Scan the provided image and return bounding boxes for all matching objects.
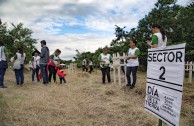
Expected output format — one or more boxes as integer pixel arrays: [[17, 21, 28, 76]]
[[126, 84, 131, 87], [0, 86, 7, 88]]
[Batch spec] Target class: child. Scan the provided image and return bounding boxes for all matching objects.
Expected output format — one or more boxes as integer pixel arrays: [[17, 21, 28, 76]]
[[57, 68, 66, 84]]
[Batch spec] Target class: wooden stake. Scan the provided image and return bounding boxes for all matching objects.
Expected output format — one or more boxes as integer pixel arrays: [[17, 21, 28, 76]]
[[118, 66, 121, 85], [189, 61, 192, 83]]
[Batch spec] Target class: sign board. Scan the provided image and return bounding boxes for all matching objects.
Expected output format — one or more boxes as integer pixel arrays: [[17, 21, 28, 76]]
[[145, 43, 186, 126]]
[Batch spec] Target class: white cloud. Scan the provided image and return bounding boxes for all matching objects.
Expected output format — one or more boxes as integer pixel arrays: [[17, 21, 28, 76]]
[[0, 0, 190, 60]]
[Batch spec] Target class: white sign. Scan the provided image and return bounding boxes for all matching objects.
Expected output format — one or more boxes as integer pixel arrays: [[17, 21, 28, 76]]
[[145, 43, 186, 126]]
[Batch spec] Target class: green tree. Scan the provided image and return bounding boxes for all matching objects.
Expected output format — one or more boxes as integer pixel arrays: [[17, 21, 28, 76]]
[[0, 21, 37, 62]]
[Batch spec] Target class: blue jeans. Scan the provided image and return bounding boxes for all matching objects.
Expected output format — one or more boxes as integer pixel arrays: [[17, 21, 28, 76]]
[[32, 68, 40, 82], [40, 64, 48, 84], [126, 66, 138, 86], [14, 64, 24, 85], [0, 68, 6, 87]]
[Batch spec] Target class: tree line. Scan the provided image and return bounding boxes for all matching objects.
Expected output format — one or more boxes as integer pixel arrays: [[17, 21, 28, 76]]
[[74, 0, 194, 71]]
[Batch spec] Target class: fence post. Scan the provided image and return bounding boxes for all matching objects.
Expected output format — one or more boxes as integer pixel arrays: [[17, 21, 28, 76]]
[[123, 53, 127, 84], [186, 61, 189, 71], [113, 54, 116, 84], [117, 53, 121, 85], [189, 61, 193, 83], [118, 66, 121, 85]]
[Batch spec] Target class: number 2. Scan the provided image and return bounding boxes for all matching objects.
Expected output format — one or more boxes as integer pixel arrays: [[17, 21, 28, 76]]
[[159, 66, 165, 80]]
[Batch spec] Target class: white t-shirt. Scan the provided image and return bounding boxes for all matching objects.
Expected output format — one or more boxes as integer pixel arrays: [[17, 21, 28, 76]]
[[153, 32, 167, 48], [0, 46, 6, 61], [32, 56, 40, 68], [127, 47, 140, 67], [82, 59, 87, 66], [89, 61, 93, 66], [16, 53, 26, 64], [53, 55, 59, 65], [99, 53, 112, 68]]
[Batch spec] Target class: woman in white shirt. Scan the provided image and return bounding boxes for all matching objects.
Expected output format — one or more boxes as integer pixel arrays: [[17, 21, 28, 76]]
[[31, 50, 40, 83], [126, 39, 140, 89], [98, 47, 112, 84], [13, 47, 26, 85], [147, 24, 167, 48], [48, 49, 61, 83], [0, 41, 8, 88]]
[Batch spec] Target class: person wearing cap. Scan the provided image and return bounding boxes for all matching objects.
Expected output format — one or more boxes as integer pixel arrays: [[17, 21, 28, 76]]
[[39, 40, 49, 85], [31, 50, 40, 83]]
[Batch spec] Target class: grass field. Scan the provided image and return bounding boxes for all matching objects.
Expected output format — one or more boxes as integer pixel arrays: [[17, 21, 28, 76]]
[[0, 68, 193, 126]]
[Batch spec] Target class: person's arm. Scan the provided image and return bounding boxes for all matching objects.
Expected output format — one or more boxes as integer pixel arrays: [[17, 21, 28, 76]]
[[147, 35, 158, 48], [31, 57, 34, 69], [57, 58, 61, 66], [127, 49, 140, 60], [98, 55, 105, 63], [39, 48, 45, 58], [50, 55, 55, 65]]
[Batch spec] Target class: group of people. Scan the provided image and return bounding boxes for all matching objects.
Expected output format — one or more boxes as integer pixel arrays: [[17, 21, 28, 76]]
[[0, 40, 67, 88], [82, 58, 94, 74], [97, 24, 167, 89], [0, 23, 166, 89], [30, 40, 67, 85]]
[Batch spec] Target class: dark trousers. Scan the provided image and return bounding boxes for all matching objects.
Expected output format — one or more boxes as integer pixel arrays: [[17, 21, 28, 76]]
[[32, 68, 40, 82], [14, 64, 24, 85], [49, 65, 57, 83], [59, 76, 66, 84], [82, 65, 88, 72], [101, 67, 111, 83], [0, 68, 6, 87], [121, 66, 125, 75], [89, 65, 93, 74], [126, 66, 138, 86], [40, 64, 49, 84]]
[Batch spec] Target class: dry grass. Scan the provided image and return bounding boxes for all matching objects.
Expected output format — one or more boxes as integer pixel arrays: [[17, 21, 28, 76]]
[[0, 69, 193, 126]]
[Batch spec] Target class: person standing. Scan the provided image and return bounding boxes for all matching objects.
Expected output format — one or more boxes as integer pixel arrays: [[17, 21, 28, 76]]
[[89, 58, 93, 74], [0, 41, 8, 88], [126, 38, 140, 89], [31, 50, 40, 83], [48, 49, 61, 83], [13, 47, 26, 85], [147, 24, 167, 48], [39, 40, 49, 85], [82, 58, 88, 72], [57, 67, 66, 84], [98, 47, 112, 84]]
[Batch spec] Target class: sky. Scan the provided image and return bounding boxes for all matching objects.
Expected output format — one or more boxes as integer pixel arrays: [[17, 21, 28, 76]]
[[0, 0, 191, 60]]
